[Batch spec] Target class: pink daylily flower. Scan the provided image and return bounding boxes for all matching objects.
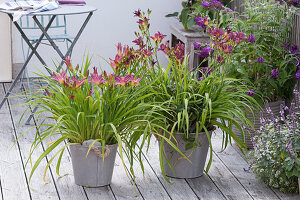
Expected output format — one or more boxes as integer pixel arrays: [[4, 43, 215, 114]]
[[71, 77, 86, 89], [89, 70, 107, 86], [150, 31, 167, 44], [52, 71, 67, 84], [114, 75, 132, 86], [131, 77, 142, 86]]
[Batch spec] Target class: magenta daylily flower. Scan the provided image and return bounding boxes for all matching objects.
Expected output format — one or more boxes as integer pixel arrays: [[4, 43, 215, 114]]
[[133, 36, 145, 48], [89, 71, 107, 86], [114, 75, 132, 86], [131, 76, 142, 86], [52, 71, 67, 84], [150, 31, 167, 44], [71, 77, 86, 89], [134, 9, 141, 17]]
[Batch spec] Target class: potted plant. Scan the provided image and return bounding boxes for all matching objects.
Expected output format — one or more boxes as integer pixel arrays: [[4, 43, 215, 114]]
[[221, 0, 300, 147], [146, 38, 257, 178], [20, 55, 164, 187], [251, 89, 300, 194]]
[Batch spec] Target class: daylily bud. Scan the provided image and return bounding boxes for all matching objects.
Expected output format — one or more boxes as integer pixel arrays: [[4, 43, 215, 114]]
[[65, 56, 72, 71], [85, 70, 89, 78], [45, 88, 51, 97]]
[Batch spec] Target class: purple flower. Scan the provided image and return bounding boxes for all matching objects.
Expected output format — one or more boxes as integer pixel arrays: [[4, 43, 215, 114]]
[[201, 1, 210, 8], [292, 0, 299, 4], [257, 57, 264, 63], [247, 89, 255, 97], [283, 43, 290, 51], [193, 42, 201, 49], [290, 44, 299, 55], [226, 8, 233, 12], [195, 16, 208, 30], [247, 35, 255, 43], [211, 0, 224, 11], [296, 69, 300, 80], [198, 47, 211, 58], [199, 77, 205, 81], [201, 67, 213, 76], [270, 68, 279, 80], [217, 55, 224, 63]]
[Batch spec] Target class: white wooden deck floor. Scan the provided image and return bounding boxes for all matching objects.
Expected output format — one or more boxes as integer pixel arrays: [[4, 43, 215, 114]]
[[0, 81, 299, 200]]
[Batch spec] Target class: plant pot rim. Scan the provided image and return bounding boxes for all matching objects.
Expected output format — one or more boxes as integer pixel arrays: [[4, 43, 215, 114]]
[[171, 126, 216, 135], [69, 142, 118, 147]]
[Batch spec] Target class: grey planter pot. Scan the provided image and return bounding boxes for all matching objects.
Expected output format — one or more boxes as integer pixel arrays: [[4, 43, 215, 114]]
[[69, 140, 118, 187], [160, 129, 213, 179], [298, 177, 300, 196], [233, 100, 282, 149]]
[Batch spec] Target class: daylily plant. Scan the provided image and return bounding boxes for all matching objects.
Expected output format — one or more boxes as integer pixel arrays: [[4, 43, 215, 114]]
[[21, 55, 161, 183]]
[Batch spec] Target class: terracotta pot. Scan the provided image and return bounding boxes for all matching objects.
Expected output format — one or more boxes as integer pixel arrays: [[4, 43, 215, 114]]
[[69, 140, 117, 187], [159, 128, 214, 179], [233, 100, 283, 149]]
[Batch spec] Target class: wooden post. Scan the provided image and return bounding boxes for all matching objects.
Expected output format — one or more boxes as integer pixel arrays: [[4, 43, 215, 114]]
[[170, 21, 210, 70]]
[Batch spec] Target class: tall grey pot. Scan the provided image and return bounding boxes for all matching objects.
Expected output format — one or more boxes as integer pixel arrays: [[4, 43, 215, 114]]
[[160, 130, 213, 179], [69, 140, 118, 187], [233, 100, 282, 149]]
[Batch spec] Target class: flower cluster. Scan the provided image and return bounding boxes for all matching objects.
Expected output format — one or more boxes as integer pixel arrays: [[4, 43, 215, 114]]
[[270, 68, 279, 80], [200, 0, 232, 12], [50, 57, 142, 100], [159, 41, 185, 64], [194, 18, 247, 61], [109, 43, 136, 72], [251, 89, 300, 193], [109, 9, 169, 76], [195, 16, 209, 29], [199, 67, 214, 81]]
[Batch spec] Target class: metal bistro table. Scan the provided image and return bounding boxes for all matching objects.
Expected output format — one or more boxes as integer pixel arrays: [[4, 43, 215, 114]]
[[0, 5, 97, 124]]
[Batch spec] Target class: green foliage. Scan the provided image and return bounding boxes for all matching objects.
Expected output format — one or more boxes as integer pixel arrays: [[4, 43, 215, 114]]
[[227, 0, 299, 102], [20, 56, 164, 182], [166, 0, 200, 30], [252, 96, 300, 193], [147, 55, 258, 173]]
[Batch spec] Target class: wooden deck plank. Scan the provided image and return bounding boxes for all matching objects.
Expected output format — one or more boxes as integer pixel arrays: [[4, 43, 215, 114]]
[[206, 154, 253, 200], [4, 83, 60, 200], [211, 130, 280, 200], [122, 149, 171, 200], [0, 84, 31, 200], [143, 137, 222, 200], [34, 117, 89, 200], [230, 136, 300, 200], [109, 155, 143, 200]]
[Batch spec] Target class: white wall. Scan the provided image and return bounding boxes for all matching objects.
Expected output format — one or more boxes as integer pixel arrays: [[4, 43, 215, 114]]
[[12, 0, 182, 76], [0, 12, 12, 82]]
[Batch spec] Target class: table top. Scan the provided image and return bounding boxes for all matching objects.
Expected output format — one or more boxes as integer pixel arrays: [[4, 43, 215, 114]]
[[0, 5, 97, 16]]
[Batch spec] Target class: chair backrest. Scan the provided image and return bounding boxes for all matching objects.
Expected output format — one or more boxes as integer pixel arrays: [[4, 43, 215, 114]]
[[19, 15, 67, 31]]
